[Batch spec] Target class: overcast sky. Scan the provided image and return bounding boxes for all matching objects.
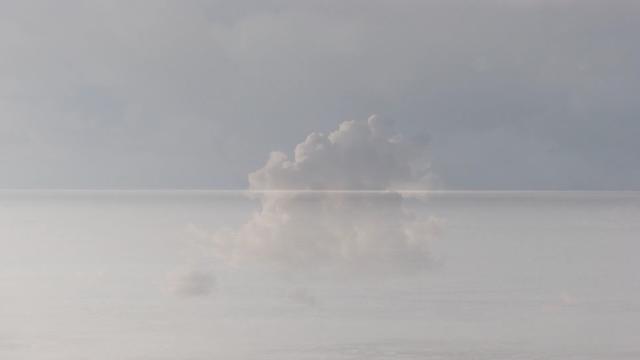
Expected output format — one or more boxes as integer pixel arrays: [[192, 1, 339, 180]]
[[1, 0, 638, 190]]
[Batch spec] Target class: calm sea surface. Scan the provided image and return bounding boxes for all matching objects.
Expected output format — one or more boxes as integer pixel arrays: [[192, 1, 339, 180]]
[[1, 191, 639, 359]]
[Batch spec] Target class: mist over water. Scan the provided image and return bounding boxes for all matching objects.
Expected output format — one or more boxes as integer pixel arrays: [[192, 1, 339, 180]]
[[1, 191, 639, 359]]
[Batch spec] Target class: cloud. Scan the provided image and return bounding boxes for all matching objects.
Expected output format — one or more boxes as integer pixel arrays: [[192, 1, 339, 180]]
[[166, 268, 216, 297], [249, 115, 431, 191], [211, 116, 440, 276]]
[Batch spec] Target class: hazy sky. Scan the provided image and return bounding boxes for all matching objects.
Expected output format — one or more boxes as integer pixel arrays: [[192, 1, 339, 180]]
[[1, 0, 639, 189]]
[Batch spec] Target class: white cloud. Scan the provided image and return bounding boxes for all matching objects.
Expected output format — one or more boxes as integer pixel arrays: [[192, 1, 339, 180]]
[[211, 116, 440, 276], [249, 115, 431, 191]]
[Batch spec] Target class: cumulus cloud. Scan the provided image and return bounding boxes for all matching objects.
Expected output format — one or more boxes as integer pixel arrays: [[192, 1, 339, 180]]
[[249, 115, 431, 191], [211, 116, 440, 276]]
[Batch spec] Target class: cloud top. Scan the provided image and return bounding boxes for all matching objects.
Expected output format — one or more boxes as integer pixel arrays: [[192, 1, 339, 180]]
[[249, 115, 431, 191]]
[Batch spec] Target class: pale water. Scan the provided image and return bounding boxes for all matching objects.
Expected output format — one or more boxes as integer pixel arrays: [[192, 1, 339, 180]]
[[1, 191, 639, 359]]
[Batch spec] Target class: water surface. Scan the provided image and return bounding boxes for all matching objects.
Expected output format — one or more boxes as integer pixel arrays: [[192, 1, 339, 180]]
[[1, 191, 639, 359]]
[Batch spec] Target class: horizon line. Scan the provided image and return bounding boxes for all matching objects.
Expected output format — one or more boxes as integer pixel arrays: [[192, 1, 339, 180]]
[[1, 189, 639, 194]]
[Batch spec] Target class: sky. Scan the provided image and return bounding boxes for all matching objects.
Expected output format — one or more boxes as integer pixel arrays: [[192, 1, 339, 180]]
[[1, 0, 639, 190]]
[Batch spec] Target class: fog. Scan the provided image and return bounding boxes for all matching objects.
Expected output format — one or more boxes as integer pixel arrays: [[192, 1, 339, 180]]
[[1, 191, 639, 359]]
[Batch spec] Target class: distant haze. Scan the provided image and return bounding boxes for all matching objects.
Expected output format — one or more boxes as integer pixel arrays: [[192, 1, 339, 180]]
[[2, 191, 639, 359]]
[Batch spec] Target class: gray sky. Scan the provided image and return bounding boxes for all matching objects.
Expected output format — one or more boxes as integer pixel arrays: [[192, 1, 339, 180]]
[[1, 0, 639, 190]]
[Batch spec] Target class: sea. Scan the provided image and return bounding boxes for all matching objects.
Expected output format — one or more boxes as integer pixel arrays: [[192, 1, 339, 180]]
[[1, 191, 639, 359]]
